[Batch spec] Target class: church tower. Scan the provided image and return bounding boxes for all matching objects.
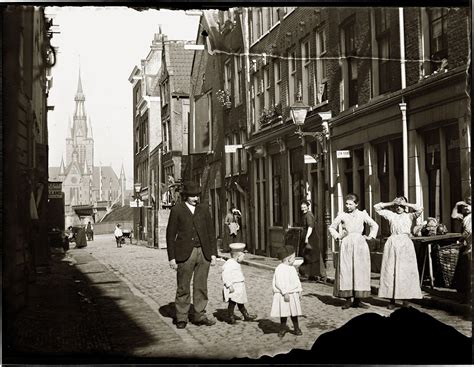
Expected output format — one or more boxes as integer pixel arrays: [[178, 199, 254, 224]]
[[66, 70, 94, 170]]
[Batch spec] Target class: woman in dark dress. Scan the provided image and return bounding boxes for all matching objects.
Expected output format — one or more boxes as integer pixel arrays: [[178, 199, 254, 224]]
[[75, 226, 88, 248], [299, 200, 326, 281]]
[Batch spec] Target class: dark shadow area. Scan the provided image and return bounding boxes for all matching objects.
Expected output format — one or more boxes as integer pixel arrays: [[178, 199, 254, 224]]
[[212, 308, 235, 323], [257, 319, 281, 335], [359, 296, 391, 308], [3, 250, 180, 364], [305, 293, 346, 307], [243, 307, 472, 364], [159, 302, 195, 324], [87, 280, 122, 285]]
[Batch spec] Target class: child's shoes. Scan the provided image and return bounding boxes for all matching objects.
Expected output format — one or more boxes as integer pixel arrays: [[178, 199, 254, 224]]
[[242, 310, 257, 322], [278, 325, 289, 338], [294, 327, 303, 336]]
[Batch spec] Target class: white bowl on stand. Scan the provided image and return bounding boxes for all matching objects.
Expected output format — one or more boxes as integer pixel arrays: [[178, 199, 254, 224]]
[[293, 257, 304, 268]]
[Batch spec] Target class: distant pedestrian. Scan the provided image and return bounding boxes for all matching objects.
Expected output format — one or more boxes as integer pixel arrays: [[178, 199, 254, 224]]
[[223, 204, 241, 252], [374, 197, 423, 309], [166, 181, 217, 329], [86, 221, 94, 241], [328, 193, 379, 310], [114, 224, 123, 248], [222, 243, 257, 324], [75, 226, 87, 248], [271, 245, 303, 338], [299, 200, 326, 282]]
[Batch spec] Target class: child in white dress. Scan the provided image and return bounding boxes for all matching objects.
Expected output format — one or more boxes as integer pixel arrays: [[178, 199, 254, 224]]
[[329, 193, 379, 309], [222, 243, 257, 324], [271, 245, 303, 337], [374, 197, 423, 309]]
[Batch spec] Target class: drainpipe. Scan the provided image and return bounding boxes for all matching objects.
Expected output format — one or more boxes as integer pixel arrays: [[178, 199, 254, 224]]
[[399, 101, 408, 197], [241, 7, 253, 253], [399, 8, 408, 198], [399, 7, 407, 90]]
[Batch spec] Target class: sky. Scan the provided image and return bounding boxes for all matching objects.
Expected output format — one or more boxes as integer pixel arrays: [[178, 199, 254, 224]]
[[46, 7, 200, 189]]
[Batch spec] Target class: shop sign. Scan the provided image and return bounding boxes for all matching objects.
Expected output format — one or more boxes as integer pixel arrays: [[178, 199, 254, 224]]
[[225, 144, 243, 153], [48, 182, 63, 198], [130, 200, 144, 208], [336, 150, 351, 158]]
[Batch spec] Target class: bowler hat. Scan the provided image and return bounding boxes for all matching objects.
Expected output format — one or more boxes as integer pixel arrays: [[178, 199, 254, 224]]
[[277, 245, 296, 260], [182, 181, 201, 195]]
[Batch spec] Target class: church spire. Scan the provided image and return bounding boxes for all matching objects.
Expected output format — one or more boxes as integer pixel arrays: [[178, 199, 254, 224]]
[[59, 156, 65, 175]]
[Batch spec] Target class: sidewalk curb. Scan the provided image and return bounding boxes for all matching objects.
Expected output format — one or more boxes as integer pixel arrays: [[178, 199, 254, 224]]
[[219, 251, 471, 317]]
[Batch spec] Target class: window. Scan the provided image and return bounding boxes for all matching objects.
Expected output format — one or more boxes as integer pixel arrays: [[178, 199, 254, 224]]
[[288, 51, 297, 105], [271, 7, 279, 25], [341, 19, 358, 108], [233, 132, 239, 174], [224, 59, 232, 95], [234, 54, 242, 105], [225, 135, 232, 176], [290, 147, 304, 225], [446, 126, 462, 230], [274, 59, 281, 105], [301, 40, 311, 105], [257, 8, 264, 38], [316, 26, 328, 104], [240, 130, 247, 172], [264, 67, 270, 109], [429, 8, 448, 69], [376, 9, 392, 94], [271, 154, 282, 226], [425, 129, 441, 219]]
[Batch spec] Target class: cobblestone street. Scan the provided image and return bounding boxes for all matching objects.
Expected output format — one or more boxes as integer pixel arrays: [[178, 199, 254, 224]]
[[79, 234, 471, 360]]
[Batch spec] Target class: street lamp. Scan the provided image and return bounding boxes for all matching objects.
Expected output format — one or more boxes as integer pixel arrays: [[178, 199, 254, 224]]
[[134, 182, 142, 241], [290, 87, 333, 269]]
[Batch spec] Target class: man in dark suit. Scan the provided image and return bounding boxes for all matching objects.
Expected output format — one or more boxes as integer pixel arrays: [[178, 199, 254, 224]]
[[166, 181, 217, 329]]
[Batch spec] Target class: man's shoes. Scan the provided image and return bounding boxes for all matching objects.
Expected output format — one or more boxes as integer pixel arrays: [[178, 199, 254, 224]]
[[176, 321, 187, 329], [294, 327, 303, 336], [193, 317, 216, 326], [341, 299, 353, 309], [228, 314, 236, 325]]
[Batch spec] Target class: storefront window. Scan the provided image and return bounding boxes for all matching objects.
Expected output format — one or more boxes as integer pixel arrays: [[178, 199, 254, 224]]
[[425, 129, 441, 219], [290, 147, 304, 226]]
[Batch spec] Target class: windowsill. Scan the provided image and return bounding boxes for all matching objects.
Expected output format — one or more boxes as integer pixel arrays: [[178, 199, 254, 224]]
[[311, 100, 329, 110]]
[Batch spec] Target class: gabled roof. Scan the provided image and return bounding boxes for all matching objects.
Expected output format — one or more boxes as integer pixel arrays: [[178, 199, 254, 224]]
[[92, 166, 120, 188], [164, 41, 194, 96]]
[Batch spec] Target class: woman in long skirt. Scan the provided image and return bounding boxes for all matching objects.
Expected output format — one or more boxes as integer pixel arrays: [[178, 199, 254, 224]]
[[328, 193, 379, 309], [299, 200, 326, 281], [374, 197, 423, 309]]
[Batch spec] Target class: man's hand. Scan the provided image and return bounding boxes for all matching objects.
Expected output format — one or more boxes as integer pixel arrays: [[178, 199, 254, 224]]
[[283, 293, 290, 302], [210, 255, 217, 266], [229, 285, 235, 293], [169, 259, 178, 270]]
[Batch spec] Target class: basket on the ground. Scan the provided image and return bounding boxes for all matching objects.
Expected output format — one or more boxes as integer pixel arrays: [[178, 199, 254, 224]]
[[431, 242, 461, 288]]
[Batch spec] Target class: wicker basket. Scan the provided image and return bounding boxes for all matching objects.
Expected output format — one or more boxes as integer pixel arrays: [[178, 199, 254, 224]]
[[431, 242, 461, 288]]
